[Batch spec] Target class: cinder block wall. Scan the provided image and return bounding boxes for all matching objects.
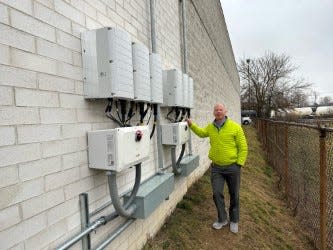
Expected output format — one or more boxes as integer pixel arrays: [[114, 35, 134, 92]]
[[0, 0, 240, 249]]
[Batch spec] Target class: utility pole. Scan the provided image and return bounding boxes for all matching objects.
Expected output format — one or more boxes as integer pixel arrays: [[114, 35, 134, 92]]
[[246, 59, 251, 109]]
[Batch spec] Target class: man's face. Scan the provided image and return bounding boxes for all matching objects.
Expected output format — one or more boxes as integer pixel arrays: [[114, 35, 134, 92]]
[[214, 104, 226, 120]]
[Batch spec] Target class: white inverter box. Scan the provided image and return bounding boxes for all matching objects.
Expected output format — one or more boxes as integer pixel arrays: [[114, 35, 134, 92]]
[[182, 73, 189, 108], [87, 126, 149, 172], [160, 122, 189, 145], [188, 76, 194, 108], [162, 69, 182, 107], [132, 42, 150, 102], [149, 53, 163, 104], [81, 27, 134, 99]]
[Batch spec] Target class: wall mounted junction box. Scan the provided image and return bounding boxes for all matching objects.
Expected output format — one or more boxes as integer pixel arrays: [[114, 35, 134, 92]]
[[160, 122, 189, 145], [124, 173, 174, 219], [87, 126, 149, 172], [180, 154, 200, 176], [81, 27, 134, 99]]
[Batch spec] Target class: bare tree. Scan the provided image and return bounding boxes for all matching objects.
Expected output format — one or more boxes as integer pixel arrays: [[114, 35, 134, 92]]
[[319, 96, 333, 105], [310, 90, 320, 106], [238, 52, 311, 117]]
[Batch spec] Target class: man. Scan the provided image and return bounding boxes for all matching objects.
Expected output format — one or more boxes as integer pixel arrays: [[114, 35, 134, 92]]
[[186, 103, 248, 233]]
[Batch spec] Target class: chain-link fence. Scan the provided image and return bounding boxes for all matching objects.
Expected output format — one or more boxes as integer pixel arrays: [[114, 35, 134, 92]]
[[256, 119, 333, 250]]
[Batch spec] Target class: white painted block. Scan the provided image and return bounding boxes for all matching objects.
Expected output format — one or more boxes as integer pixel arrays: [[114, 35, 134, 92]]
[[0, 86, 14, 105], [1, 0, 33, 14], [37, 38, 73, 64], [0, 65, 37, 88], [0, 126, 15, 146], [0, 143, 41, 167], [25, 220, 67, 250], [11, 9, 56, 41], [0, 205, 20, 231], [56, 61, 82, 81], [0, 166, 18, 188], [0, 3, 9, 24], [0, 178, 44, 209], [21, 189, 65, 219], [56, 29, 81, 52], [19, 157, 62, 181], [54, 0, 85, 26], [45, 167, 80, 191], [0, 107, 39, 126], [64, 177, 94, 200], [15, 88, 59, 107], [38, 73, 75, 93], [11, 49, 57, 75], [61, 123, 92, 138], [40, 108, 76, 124], [0, 43, 10, 65], [59, 93, 88, 108], [34, 2, 71, 33], [71, 0, 96, 19], [17, 124, 61, 143], [46, 198, 78, 226], [41, 138, 79, 157], [62, 151, 88, 171], [0, 23, 35, 52]]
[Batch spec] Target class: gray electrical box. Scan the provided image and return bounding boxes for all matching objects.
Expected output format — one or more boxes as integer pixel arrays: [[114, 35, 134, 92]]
[[160, 122, 189, 145], [180, 154, 200, 176], [81, 27, 134, 99], [124, 173, 174, 219]]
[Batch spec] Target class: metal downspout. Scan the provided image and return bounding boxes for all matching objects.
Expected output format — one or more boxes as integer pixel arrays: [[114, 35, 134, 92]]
[[181, 0, 193, 155], [150, 0, 164, 170]]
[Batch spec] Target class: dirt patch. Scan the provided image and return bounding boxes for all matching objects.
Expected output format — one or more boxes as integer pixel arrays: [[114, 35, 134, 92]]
[[143, 126, 314, 250]]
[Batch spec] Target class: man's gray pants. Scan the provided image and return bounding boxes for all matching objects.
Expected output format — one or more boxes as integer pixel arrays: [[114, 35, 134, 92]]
[[211, 163, 241, 223]]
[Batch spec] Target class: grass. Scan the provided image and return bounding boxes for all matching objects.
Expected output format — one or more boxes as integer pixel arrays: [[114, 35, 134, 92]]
[[143, 126, 314, 250]]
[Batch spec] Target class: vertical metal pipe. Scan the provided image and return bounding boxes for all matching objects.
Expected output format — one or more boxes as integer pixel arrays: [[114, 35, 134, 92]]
[[181, 0, 193, 155], [319, 129, 327, 250], [181, 0, 188, 73], [79, 193, 91, 250], [150, 0, 164, 170], [284, 125, 289, 199], [274, 124, 277, 168], [150, 0, 156, 53]]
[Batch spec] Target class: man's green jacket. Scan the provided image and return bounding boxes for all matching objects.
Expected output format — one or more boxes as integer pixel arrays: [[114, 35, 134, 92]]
[[189, 118, 248, 167]]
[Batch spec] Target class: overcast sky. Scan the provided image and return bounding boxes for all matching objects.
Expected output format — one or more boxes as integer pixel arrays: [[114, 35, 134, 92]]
[[221, 0, 333, 100]]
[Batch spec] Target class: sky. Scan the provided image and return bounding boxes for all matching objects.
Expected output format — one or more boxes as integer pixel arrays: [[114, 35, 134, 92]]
[[220, 0, 333, 101]]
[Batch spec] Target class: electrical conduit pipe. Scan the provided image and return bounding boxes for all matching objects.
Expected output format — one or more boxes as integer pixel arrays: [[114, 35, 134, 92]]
[[106, 163, 141, 218]]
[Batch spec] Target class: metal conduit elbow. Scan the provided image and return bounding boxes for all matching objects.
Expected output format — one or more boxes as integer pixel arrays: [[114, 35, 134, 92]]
[[171, 144, 186, 175], [106, 163, 141, 218]]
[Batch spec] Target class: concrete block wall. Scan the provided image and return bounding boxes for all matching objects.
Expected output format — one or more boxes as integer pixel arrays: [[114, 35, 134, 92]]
[[0, 0, 240, 249]]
